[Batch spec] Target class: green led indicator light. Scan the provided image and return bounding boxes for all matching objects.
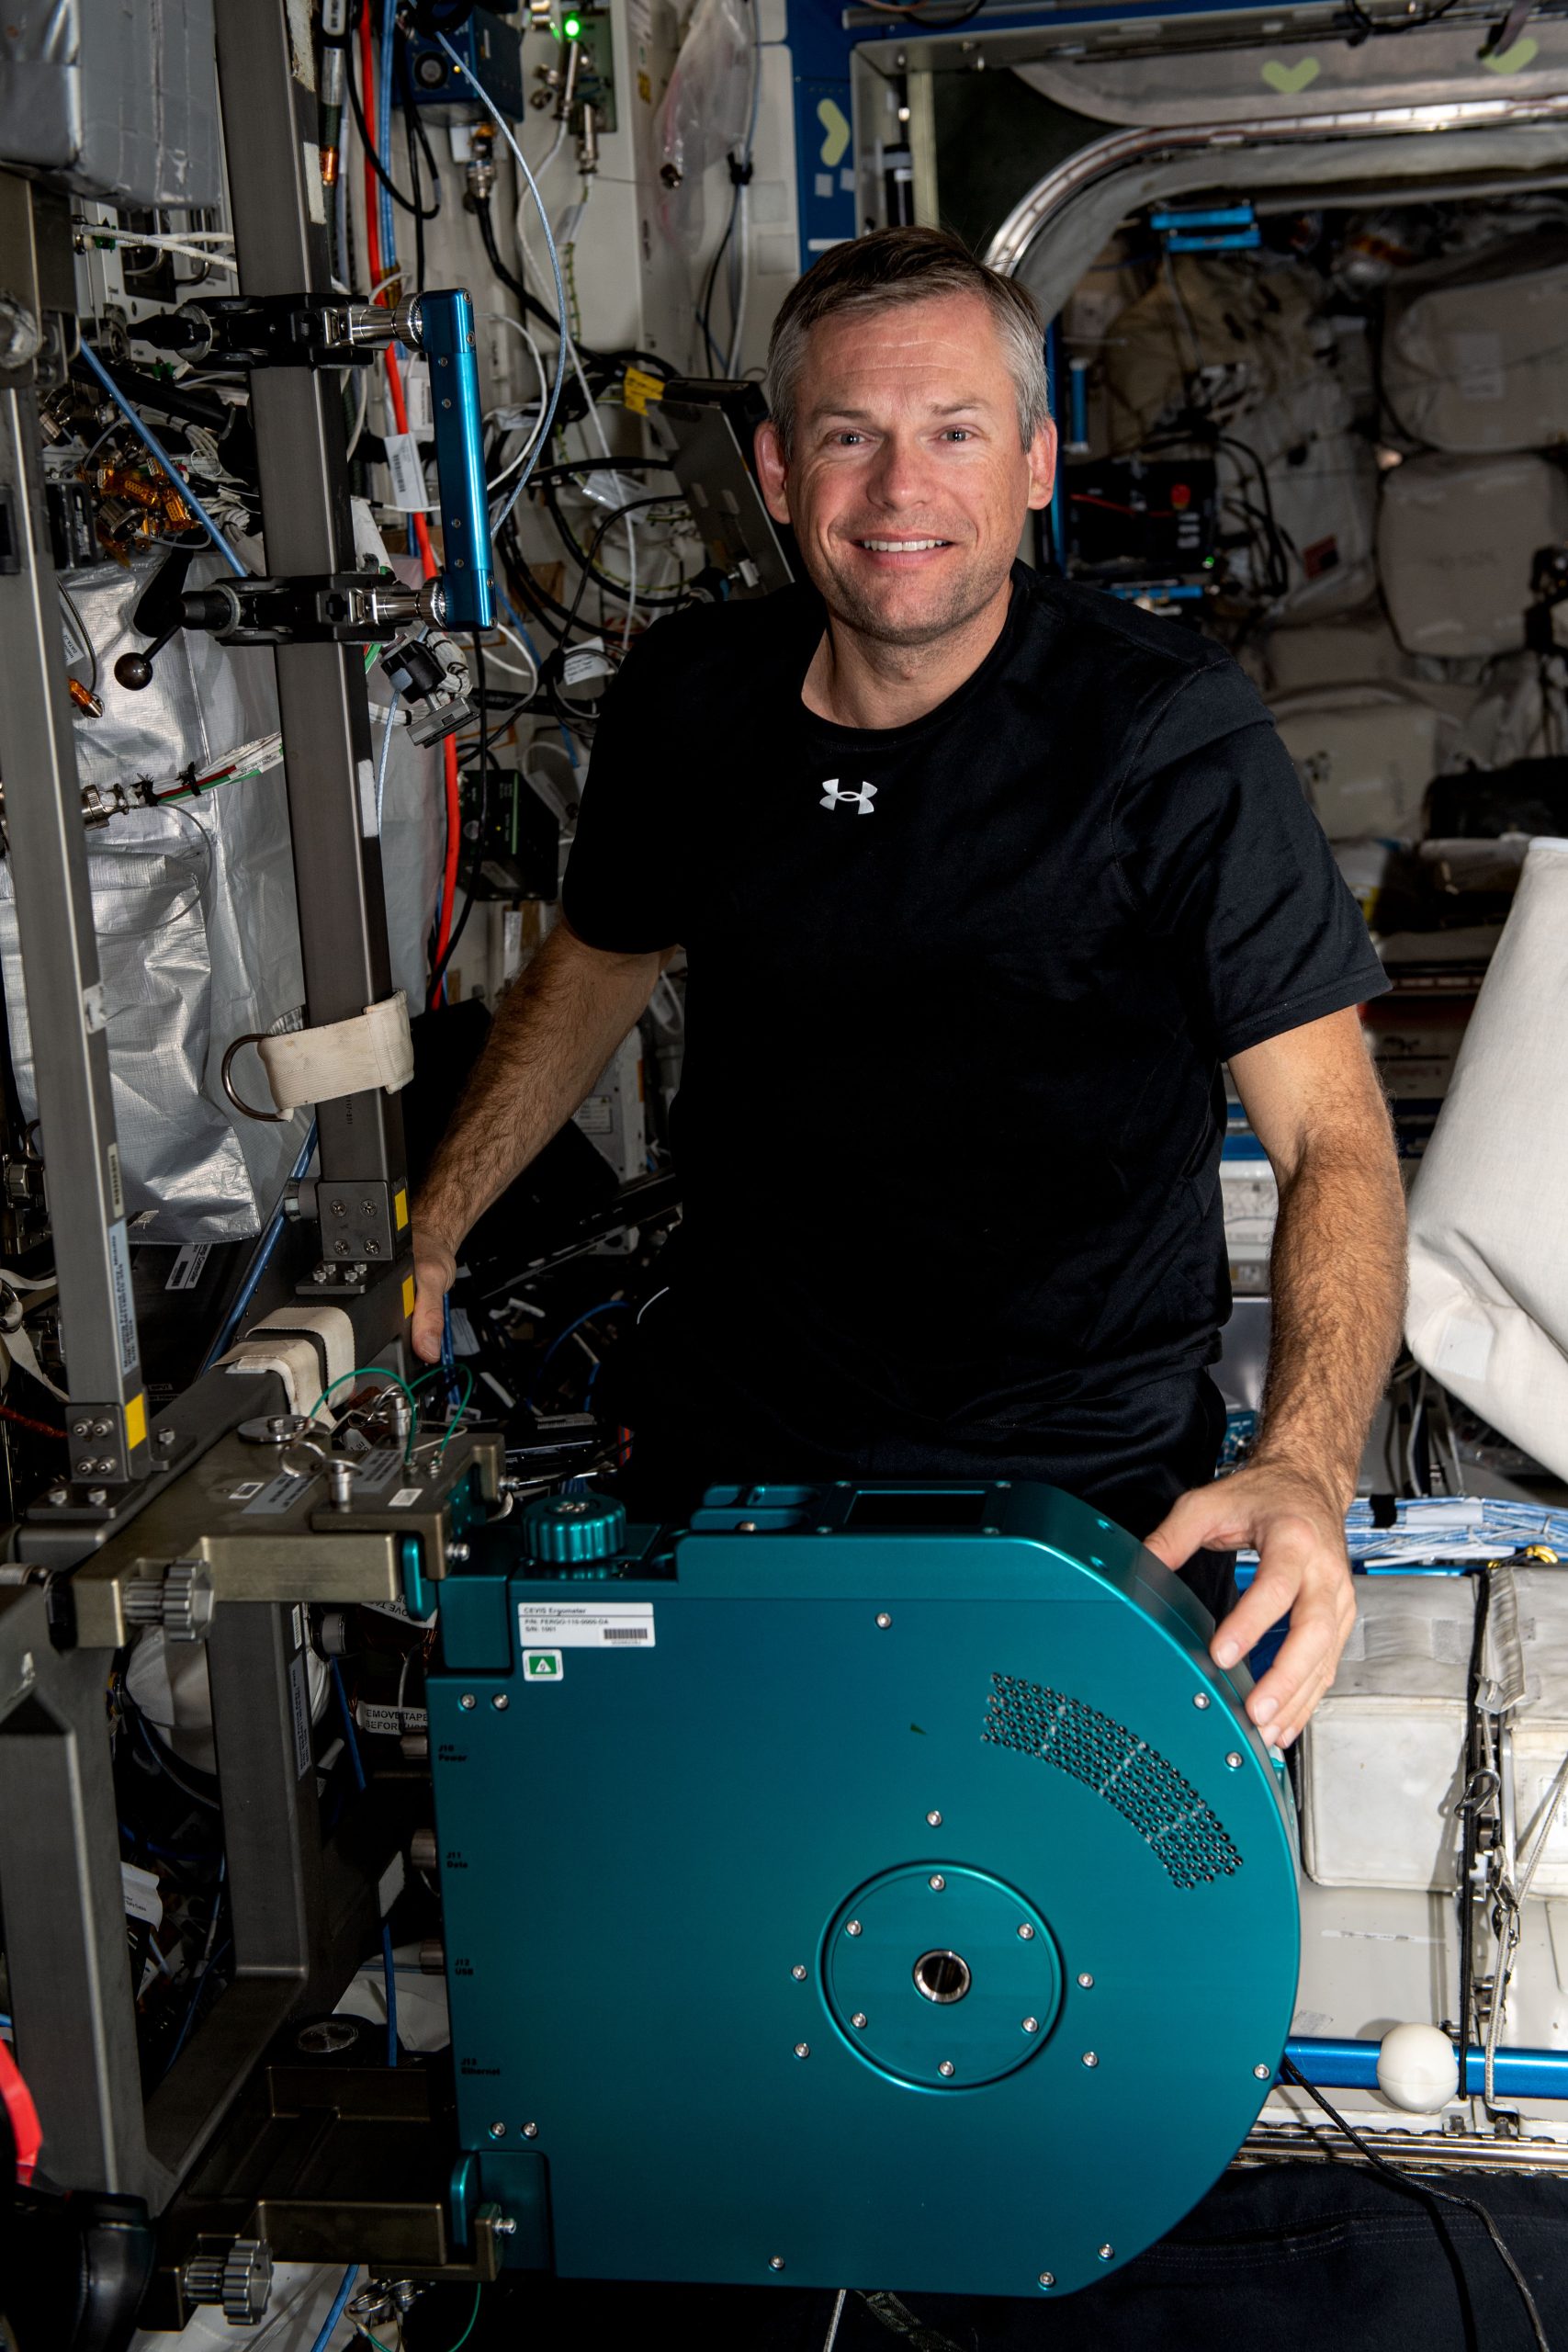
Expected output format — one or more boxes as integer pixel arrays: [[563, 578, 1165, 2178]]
[[563, 12, 581, 32]]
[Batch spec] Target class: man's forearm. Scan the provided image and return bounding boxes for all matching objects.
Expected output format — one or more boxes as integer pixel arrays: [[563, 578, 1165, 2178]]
[[1252, 1136, 1407, 1509], [415, 924, 662, 1253]]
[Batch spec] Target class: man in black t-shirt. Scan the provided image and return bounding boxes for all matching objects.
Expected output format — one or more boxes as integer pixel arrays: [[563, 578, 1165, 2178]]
[[413, 228, 1405, 1751]]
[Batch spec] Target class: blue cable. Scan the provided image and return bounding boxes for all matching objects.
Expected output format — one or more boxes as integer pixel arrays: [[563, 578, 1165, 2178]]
[[437, 31, 568, 524], [441, 1290, 458, 1408], [529, 1299, 634, 1398], [378, 7, 399, 298], [330, 1659, 399, 2065], [76, 342, 246, 577], [199, 1120, 319, 1374], [310, 2264, 360, 2352]]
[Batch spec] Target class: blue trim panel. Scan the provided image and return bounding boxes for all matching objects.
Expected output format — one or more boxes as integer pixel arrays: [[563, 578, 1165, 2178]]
[[1287, 2035, 1568, 2102], [420, 288, 495, 633]]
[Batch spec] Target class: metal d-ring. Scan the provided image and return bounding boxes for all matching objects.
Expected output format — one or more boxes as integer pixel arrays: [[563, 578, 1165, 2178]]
[[221, 1032, 288, 1123]]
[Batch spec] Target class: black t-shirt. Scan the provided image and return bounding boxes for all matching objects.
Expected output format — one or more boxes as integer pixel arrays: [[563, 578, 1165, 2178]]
[[562, 563, 1388, 1450]]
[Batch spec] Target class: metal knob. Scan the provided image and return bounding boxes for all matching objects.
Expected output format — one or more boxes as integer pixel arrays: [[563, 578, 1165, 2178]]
[[123, 1561, 214, 1644], [409, 1827, 438, 1872], [521, 1492, 627, 1566], [183, 2236, 274, 2326]]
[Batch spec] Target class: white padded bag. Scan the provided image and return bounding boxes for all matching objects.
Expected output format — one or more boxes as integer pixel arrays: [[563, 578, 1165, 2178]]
[[1406, 836, 1568, 1476]]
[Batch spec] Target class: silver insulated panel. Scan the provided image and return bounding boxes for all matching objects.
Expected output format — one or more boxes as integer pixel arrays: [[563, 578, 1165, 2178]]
[[0, 0, 222, 209]]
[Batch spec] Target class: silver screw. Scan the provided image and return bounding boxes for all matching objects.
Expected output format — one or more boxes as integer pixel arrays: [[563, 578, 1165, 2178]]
[[768, 2257, 785, 2273], [1225, 1752, 1243, 1770], [939, 2060, 955, 2078], [737, 1521, 758, 1532], [791, 1964, 807, 1982], [72, 1420, 89, 1438], [156, 1429, 176, 1450], [1078, 1973, 1095, 1989], [333, 1238, 349, 1256], [492, 1692, 509, 1712], [852, 2012, 867, 2030], [90, 1419, 109, 1438], [1254, 2064, 1271, 2080], [46, 1487, 66, 1506], [489, 2121, 506, 2140], [1022, 2017, 1040, 2033], [86, 1487, 107, 1506], [845, 1919, 862, 1937], [1099, 2245, 1115, 2262], [926, 1810, 942, 1826], [930, 1874, 945, 1891], [1193, 1692, 1211, 1711], [493, 2216, 518, 2235], [1018, 1923, 1035, 1941], [1082, 2051, 1099, 2068], [365, 1238, 381, 1255], [874, 1611, 892, 1629], [312, 1265, 331, 1283], [359, 1200, 376, 1217], [816, 1524, 833, 1535], [1038, 2273, 1055, 2289], [523, 2120, 539, 2138], [794, 2042, 810, 2060], [460, 1693, 477, 1712], [448, 1542, 471, 1565]]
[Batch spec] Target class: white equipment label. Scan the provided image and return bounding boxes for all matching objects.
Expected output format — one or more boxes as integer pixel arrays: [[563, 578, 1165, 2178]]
[[165, 1241, 211, 1292], [383, 431, 429, 512], [517, 1601, 656, 1649]]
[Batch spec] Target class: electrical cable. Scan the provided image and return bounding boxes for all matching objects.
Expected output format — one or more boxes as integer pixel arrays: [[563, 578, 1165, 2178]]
[[529, 1298, 634, 1397], [58, 584, 98, 691], [198, 1120, 319, 1374], [374, 677, 400, 831], [162, 1855, 228, 2075], [76, 344, 247, 576], [331, 1657, 399, 2064], [425, 634, 491, 1007], [558, 493, 690, 643], [1277, 2056, 1551, 2350], [309, 2264, 360, 2352]]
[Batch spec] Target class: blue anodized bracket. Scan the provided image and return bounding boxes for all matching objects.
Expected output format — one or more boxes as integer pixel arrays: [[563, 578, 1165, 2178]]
[[412, 288, 494, 633]]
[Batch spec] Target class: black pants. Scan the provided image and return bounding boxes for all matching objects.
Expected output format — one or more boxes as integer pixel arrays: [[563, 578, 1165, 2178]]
[[615, 1335, 1238, 1630]]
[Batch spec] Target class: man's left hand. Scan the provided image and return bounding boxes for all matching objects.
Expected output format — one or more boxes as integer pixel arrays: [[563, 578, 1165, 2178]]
[[1143, 1463, 1356, 1748]]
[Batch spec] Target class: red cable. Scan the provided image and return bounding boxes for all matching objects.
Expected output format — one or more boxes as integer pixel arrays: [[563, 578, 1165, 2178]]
[[0, 1402, 65, 1441], [1, 2035, 42, 2186]]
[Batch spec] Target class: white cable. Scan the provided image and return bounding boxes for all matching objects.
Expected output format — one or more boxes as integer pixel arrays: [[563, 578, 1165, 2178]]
[[345, 364, 371, 460], [480, 626, 539, 695], [374, 680, 400, 831], [725, 180, 751, 376]]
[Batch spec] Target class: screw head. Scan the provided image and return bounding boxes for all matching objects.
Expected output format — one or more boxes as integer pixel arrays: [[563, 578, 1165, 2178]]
[[851, 2012, 867, 2030], [1022, 2016, 1040, 2033], [1099, 2245, 1114, 2262], [1038, 2273, 1055, 2289], [72, 1420, 89, 1438], [845, 1919, 862, 1937], [768, 2257, 785, 2272], [492, 1692, 510, 1712], [1254, 2063, 1271, 2081], [86, 1487, 107, 1506], [1018, 1923, 1035, 1940], [874, 1611, 892, 1628], [938, 2061, 955, 2078], [46, 1487, 66, 1505], [1077, 1972, 1095, 1989], [488, 2121, 506, 2140], [929, 1873, 945, 1891], [523, 2120, 539, 2137], [156, 1429, 176, 1449], [1082, 2051, 1099, 2068], [794, 2042, 810, 2060], [459, 1692, 478, 1712], [791, 1964, 807, 1982], [1225, 1751, 1243, 1770], [1193, 1692, 1212, 1710], [333, 1238, 349, 1255], [737, 1521, 758, 1532], [816, 1524, 833, 1534], [926, 1809, 942, 1826]]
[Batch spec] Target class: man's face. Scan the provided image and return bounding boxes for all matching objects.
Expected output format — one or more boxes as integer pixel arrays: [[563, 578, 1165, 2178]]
[[755, 289, 1056, 650]]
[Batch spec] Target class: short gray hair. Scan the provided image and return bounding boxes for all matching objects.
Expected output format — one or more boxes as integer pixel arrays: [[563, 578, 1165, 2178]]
[[764, 227, 1051, 459]]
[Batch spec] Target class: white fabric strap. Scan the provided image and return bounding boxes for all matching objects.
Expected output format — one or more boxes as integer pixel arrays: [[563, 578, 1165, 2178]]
[[256, 991, 414, 1113], [219, 1335, 323, 1414], [249, 1305, 357, 1395]]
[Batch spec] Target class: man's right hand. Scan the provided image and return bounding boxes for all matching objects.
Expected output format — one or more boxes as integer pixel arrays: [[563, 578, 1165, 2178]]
[[411, 1227, 458, 1363]]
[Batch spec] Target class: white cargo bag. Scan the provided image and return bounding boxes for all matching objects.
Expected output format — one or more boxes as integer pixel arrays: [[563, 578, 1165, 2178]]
[[1382, 237, 1568, 454], [1271, 686, 1450, 839], [1378, 452, 1568, 660]]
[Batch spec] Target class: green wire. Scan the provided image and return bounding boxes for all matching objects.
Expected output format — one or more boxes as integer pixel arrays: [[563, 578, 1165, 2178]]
[[432, 1366, 474, 1467], [446, 2284, 483, 2351], [309, 1365, 420, 1421]]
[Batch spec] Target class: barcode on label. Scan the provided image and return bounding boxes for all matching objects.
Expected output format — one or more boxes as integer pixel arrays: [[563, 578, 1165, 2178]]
[[604, 1627, 649, 1640]]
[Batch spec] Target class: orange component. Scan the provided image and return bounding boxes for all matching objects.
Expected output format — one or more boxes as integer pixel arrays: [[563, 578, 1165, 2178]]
[[67, 677, 104, 717], [0, 2034, 42, 2186], [1170, 481, 1192, 511]]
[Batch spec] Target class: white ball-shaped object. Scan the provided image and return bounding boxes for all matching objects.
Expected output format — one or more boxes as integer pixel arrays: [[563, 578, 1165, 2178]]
[[1376, 2023, 1461, 2112]]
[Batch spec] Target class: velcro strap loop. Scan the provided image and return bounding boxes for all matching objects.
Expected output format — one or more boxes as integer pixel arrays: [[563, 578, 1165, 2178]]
[[256, 991, 414, 1112]]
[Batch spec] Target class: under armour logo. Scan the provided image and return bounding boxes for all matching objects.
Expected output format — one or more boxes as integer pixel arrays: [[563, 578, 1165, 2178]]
[[820, 778, 877, 815]]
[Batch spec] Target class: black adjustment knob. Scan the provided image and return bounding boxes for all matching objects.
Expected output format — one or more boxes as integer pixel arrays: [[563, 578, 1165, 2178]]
[[113, 650, 155, 691]]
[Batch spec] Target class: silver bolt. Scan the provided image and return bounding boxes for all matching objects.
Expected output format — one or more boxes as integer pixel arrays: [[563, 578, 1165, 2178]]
[[1254, 2064, 1271, 2080], [1193, 1692, 1211, 1711], [72, 1420, 89, 1438], [494, 2216, 518, 2235], [874, 1611, 892, 1628], [333, 1238, 349, 1255], [365, 1238, 381, 1255], [769, 2257, 785, 2273], [1018, 1923, 1035, 1941], [1022, 2016, 1040, 2033], [930, 1874, 945, 1891], [489, 2121, 506, 2140], [794, 2042, 809, 2060], [845, 1919, 862, 1937], [791, 1964, 807, 1982], [939, 2060, 955, 2078], [1082, 2051, 1099, 2068], [46, 1487, 66, 1506], [460, 1693, 477, 1712], [156, 1429, 176, 1449], [523, 2120, 539, 2138], [852, 2012, 867, 2030], [492, 1692, 509, 1712], [1099, 2245, 1114, 2262], [86, 1487, 107, 1506], [1225, 1752, 1243, 1770], [312, 1265, 331, 1283], [331, 1201, 347, 1217], [90, 1419, 109, 1438], [1038, 2273, 1055, 2290], [359, 1200, 376, 1217], [926, 1810, 942, 1826], [447, 1542, 471, 1565], [737, 1521, 758, 1532], [1077, 1973, 1095, 1989]]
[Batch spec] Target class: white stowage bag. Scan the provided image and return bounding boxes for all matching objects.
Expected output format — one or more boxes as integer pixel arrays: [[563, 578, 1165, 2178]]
[[1378, 451, 1568, 660], [1382, 235, 1568, 454], [1406, 836, 1568, 1478], [1271, 684, 1456, 840], [652, 0, 756, 256]]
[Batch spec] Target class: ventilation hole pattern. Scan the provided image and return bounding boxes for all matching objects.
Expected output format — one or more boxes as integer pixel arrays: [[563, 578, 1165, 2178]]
[[983, 1673, 1244, 1889]]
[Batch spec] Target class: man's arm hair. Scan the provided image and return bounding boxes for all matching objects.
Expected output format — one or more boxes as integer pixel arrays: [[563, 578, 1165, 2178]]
[[409, 923, 668, 1356]]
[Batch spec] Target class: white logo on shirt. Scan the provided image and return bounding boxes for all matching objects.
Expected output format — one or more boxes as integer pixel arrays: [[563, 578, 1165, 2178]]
[[819, 778, 877, 815]]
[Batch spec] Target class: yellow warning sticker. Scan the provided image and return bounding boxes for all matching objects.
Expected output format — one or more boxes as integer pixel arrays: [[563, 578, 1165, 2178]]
[[394, 1185, 409, 1231], [125, 1391, 147, 1450], [402, 1273, 416, 1320], [623, 367, 665, 417]]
